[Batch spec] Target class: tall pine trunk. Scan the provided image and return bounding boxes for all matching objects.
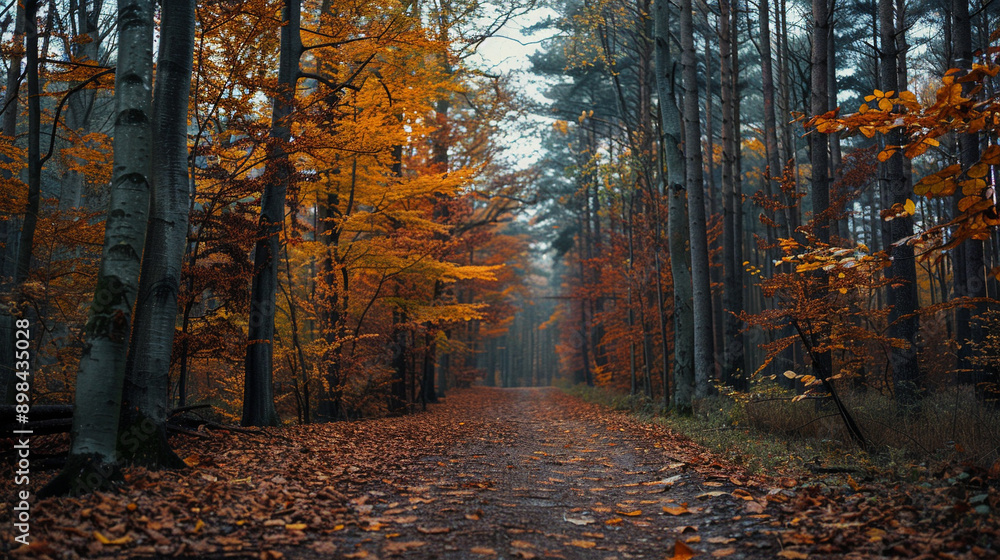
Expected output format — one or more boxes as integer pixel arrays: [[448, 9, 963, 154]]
[[879, 0, 920, 405], [654, 0, 694, 411], [118, 0, 195, 467], [40, 0, 155, 497], [680, 0, 714, 399], [952, 0, 986, 386]]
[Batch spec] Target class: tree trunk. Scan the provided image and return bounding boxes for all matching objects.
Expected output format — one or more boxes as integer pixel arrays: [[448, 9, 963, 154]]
[[680, 0, 714, 399], [720, 0, 745, 390], [879, 0, 920, 405], [0, 1, 25, 284], [118, 0, 195, 467], [654, 0, 693, 411], [40, 0, 155, 497], [15, 0, 40, 288], [59, 0, 104, 211], [243, 0, 302, 427], [0, 1, 26, 407], [952, 0, 987, 386]]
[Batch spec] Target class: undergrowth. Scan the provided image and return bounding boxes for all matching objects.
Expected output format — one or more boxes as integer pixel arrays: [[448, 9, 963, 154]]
[[564, 383, 1000, 481]]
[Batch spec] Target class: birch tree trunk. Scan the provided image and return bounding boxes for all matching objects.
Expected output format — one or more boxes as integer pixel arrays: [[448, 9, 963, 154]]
[[119, 0, 195, 467], [40, 0, 155, 497]]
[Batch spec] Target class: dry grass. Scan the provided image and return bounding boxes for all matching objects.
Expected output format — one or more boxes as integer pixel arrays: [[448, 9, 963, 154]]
[[566, 382, 1000, 476]]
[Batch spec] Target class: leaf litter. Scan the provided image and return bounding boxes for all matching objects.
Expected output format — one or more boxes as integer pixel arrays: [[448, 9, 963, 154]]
[[1, 387, 997, 558]]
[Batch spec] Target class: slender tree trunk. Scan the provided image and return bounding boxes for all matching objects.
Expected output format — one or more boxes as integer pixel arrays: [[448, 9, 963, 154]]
[[653, 0, 694, 406], [15, 0, 41, 288], [760, 0, 781, 205], [879, 0, 920, 404], [118, 0, 195, 467], [681, 0, 714, 399], [0, 2, 27, 407], [828, 17, 844, 240], [808, 0, 834, 386], [952, 0, 987, 385], [720, 0, 745, 390], [40, 0, 155, 497], [0, 1, 25, 284], [243, 0, 302, 427], [59, 0, 104, 211]]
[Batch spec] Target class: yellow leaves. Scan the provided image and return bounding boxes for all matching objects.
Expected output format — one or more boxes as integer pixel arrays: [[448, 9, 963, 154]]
[[877, 149, 896, 162], [982, 145, 1000, 165], [877, 98, 894, 111], [961, 178, 987, 196], [958, 195, 984, 213], [968, 163, 989, 178], [883, 200, 916, 221], [553, 120, 569, 135], [616, 509, 642, 516], [284, 523, 307, 531], [903, 137, 938, 158]]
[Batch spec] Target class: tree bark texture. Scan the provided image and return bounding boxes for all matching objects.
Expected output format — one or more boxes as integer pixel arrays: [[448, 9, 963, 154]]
[[119, 0, 196, 467]]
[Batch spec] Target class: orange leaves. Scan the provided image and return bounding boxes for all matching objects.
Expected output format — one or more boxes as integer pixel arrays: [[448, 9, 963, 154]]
[[669, 539, 698, 560]]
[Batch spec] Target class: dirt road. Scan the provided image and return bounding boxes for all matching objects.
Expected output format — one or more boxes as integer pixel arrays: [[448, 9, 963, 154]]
[[16, 388, 785, 559]]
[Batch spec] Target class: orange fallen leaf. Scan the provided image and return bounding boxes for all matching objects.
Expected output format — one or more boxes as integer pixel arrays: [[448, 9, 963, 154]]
[[777, 551, 809, 559], [511, 540, 534, 548], [616, 509, 642, 516], [383, 541, 425, 554], [94, 531, 131, 546], [712, 548, 736, 557], [285, 523, 307, 531], [470, 546, 497, 555], [669, 539, 698, 560], [706, 537, 735, 544], [343, 550, 369, 559], [605, 517, 624, 525], [417, 526, 450, 534], [581, 531, 604, 539], [663, 506, 690, 515], [685, 536, 702, 543], [566, 540, 597, 549]]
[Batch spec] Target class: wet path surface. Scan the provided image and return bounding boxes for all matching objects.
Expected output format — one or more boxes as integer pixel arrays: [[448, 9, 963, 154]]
[[313, 387, 780, 559]]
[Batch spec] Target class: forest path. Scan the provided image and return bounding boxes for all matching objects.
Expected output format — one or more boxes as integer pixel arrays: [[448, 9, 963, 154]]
[[326, 386, 780, 560], [20, 388, 787, 559]]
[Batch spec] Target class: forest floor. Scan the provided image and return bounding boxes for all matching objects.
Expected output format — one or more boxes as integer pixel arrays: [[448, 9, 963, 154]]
[[2, 387, 999, 559]]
